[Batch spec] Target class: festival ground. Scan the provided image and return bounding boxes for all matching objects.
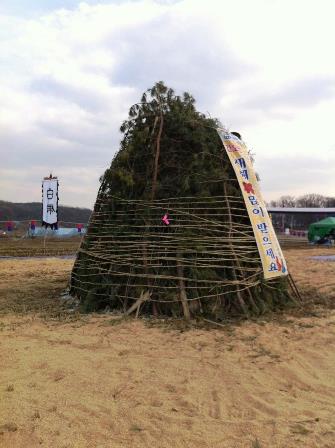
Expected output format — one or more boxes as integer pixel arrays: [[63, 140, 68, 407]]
[[0, 247, 334, 448]]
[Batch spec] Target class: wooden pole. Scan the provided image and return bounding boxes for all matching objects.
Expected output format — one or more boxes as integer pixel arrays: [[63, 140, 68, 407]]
[[176, 253, 191, 320], [126, 290, 151, 316], [151, 111, 164, 201], [146, 112, 164, 315], [223, 182, 250, 316]]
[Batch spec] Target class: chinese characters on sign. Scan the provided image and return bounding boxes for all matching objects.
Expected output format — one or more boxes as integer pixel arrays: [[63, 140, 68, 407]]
[[218, 131, 288, 280], [42, 177, 59, 229]]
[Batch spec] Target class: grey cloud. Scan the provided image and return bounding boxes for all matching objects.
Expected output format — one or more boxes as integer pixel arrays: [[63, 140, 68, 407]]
[[0, 126, 107, 207], [3, 2, 333, 208], [106, 13, 251, 108], [30, 77, 107, 112], [0, 0, 123, 18], [15, 8, 253, 207], [37, 118, 119, 149], [256, 155, 335, 200], [28, 77, 136, 150], [1, 128, 115, 170], [243, 76, 335, 112]]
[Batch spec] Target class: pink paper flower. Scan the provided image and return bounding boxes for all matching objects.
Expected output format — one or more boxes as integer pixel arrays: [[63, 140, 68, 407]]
[[162, 214, 170, 225]]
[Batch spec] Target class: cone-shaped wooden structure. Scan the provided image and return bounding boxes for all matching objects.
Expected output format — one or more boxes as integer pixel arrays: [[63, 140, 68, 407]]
[[70, 82, 293, 318]]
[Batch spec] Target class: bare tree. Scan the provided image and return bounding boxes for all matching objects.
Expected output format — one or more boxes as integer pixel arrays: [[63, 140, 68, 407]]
[[325, 197, 335, 207], [270, 194, 335, 208], [296, 194, 329, 207], [270, 195, 296, 207]]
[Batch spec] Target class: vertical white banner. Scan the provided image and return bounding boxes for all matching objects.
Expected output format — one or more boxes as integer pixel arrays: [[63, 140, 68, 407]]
[[42, 178, 59, 227], [218, 131, 288, 280]]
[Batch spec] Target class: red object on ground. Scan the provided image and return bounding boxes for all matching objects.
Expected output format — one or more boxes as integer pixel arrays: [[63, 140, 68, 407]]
[[6, 221, 13, 231]]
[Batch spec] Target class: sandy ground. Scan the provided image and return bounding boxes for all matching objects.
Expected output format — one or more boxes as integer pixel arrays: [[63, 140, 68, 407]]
[[0, 248, 334, 448], [286, 247, 335, 301]]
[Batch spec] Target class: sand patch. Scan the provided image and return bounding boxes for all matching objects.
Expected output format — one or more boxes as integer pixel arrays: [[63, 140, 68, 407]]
[[0, 247, 334, 447], [0, 313, 334, 448]]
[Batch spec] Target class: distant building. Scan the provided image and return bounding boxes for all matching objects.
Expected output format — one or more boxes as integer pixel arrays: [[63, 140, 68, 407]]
[[268, 207, 335, 232]]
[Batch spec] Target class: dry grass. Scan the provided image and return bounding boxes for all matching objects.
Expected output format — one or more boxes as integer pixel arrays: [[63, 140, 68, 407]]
[[0, 236, 80, 257], [0, 257, 74, 315], [0, 245, 334, 447], [251, 439, 262, 448], [285, 247, 335, 306]]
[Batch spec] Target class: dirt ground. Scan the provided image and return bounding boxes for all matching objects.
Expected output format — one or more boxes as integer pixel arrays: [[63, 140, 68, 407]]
[[0, 247, 334, 448], [0, 237, 81, 258]]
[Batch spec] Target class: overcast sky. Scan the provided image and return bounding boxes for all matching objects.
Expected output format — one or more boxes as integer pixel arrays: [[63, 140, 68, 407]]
[[1, 0, 334, 208]]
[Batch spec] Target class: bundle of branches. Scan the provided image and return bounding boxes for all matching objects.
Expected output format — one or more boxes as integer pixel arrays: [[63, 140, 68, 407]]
[[70, 81, 294, 318]]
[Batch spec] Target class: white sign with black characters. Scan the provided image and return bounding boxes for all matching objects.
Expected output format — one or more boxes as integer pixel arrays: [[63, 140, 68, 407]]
[[42, 178, 59, 227]]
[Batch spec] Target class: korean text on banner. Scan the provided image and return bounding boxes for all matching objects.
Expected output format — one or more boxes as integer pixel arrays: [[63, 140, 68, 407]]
[[218, 131, 288, 280], [42, 178, 58, 227]]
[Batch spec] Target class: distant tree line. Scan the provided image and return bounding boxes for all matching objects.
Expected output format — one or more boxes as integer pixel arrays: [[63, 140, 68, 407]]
[[269, 194, 335, 208], [0, 201, 92, 224]]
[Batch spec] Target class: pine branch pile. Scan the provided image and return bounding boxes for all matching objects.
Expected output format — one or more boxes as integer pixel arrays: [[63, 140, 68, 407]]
[[70, 82, 293, 318]]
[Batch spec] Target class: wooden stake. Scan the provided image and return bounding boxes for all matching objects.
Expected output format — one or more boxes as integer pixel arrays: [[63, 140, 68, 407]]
[[176, 254, 191, 320], [126, 290, 151, 316], [43, 231, 47, 255], [288, 273, 302, 303]]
